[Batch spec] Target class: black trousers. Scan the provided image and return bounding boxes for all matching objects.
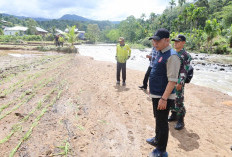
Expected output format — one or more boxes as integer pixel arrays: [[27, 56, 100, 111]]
[[143, 66, 152, 88], [117, 62, 126, 82], [152, 98, 174, 152]]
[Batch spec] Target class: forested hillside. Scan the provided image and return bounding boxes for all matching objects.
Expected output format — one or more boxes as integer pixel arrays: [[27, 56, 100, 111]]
[[106, 0, 232, 54], [0, 0, 231, 54]]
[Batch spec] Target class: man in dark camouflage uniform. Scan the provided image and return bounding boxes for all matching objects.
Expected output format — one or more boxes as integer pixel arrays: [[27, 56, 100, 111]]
[[168, 34, 192, 130]]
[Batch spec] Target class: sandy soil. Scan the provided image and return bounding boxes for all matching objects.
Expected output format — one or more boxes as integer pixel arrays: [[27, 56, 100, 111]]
[[0, 51, 232, 157]]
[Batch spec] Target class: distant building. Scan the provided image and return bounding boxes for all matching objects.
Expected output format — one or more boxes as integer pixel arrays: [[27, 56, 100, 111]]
[[3, 26, 48, 36], [4, 26, 28, 35], [1, 20, 9, 25], [64, 28, 78, 33], [64, 27, 85, 40], [55, 29, 65, 35], [77, 31, 86, 40], [35, 27, 48, 35], [56, 27, 85, 40], [0, 20, 11, 28]]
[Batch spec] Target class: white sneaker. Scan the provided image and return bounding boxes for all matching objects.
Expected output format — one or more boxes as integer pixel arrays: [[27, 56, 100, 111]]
[[122, 82, 126, 86], [116, 81, 120, 85]]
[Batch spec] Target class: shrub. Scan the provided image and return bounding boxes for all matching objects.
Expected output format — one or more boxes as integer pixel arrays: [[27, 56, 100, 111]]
[[214, 45, 228, 54], [23, 35, 42, 41], [0, 35, 21, 42], [37, 46, 50, 51], [230, 36, 232, 48], [0, 35, 44, 42], [200, 49, 208, 54], [213, 41, 220, 46], [58, 47, 78, 53], [139, 37, 152, 47], [44, 34, 54, 41], [129, 43, 146, 50], [36, 46, 78, 53]]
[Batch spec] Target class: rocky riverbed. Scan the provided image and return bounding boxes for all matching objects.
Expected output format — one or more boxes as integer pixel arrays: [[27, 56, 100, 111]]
[[191, 53, 232, 72], [77, 44, 232, 96]]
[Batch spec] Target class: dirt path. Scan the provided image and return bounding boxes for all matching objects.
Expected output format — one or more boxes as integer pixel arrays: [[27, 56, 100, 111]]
[[0, 52, 232, 157]]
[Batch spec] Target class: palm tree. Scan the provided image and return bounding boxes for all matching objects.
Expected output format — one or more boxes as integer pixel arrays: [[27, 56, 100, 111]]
[[0, 28, 3, 35], [149, 12, 157, 33], [149, 12, 157, 22], [178, 0, 186, 6], [139, 13, 146, 27], [169, 0, 176, 10], [204, 19, 221, 52], [175, 15, 184, 32], [140, 13, 146, 21], [192, 7, 206, 29], [229, 25, 232, 48], [65, 25, 78, 48], [186, 4, 196, 31], [195, 0, 209, 8], [51, 26, 56, 36]]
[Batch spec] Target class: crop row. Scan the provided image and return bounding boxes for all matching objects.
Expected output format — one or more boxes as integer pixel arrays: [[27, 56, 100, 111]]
[[0, 55, 63, 87], [9, 88, 64, 157], [0, 87, 57, 144], [0, 54, 71, 98]]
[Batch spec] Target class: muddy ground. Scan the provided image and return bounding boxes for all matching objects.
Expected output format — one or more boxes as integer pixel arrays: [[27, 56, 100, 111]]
[[0, 50, 232, 157]]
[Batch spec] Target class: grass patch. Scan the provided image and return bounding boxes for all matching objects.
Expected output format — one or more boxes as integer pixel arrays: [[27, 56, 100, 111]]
[[77, 125, 85, 131], [0, 55, 62, 86], [0, 55, 70, 113], [0, 77, 53, 121], [37, 45, 78, 53], [9, 89, 63, 157], [129, 43, 147, 50], [206, 55, 232, 64], [0, 125, 21, 144], [97, 119, 109, 125], [54, 140, 71, 157]]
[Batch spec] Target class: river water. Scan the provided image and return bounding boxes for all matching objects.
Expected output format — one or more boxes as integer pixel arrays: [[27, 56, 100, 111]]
[[76, 44, 232, 96]]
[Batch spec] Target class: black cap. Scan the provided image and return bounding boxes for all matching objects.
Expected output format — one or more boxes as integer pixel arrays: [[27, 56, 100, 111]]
[[149, 28, 170, 40], [171, 34, 186, 42]]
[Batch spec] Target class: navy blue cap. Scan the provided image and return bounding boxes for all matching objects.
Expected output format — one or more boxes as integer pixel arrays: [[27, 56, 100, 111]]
[[171, 34, 186, 41], [149, 28, 170, 40]]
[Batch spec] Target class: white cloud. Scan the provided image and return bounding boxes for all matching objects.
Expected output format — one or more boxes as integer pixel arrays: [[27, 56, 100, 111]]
[[0, 0, 179, 20], [90, 0, 170, 21]]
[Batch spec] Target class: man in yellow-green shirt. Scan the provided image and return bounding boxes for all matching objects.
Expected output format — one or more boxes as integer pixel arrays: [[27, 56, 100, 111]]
[[115, 37, 131, 86], [58, 35, 64, 47]]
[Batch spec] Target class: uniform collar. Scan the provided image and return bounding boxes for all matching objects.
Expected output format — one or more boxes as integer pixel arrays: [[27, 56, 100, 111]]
[[160, 45, 172, 53], [177, 48, 185, 54]]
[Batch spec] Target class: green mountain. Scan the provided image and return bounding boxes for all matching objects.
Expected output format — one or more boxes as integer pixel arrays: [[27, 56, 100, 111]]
[[59, 14, 90, 21]]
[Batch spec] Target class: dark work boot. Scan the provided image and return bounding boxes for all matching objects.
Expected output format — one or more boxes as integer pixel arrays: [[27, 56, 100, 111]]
[[175, 116, 185, 130], [149, 148, 168, 157], [146, 136, 158, 147], [139, 85, 147, 90], [168, 111, 177, 122]]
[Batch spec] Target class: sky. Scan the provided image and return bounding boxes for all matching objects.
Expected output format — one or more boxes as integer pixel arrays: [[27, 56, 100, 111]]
[[0, 0, 191, 21]]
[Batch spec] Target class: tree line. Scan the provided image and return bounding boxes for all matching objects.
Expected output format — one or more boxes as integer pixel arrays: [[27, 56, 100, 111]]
[[0, 0, 231, 54], [104, 0, 232, 54]]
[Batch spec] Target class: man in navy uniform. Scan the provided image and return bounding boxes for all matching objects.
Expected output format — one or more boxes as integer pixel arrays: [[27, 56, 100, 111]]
[[146, 28, 180, 157]]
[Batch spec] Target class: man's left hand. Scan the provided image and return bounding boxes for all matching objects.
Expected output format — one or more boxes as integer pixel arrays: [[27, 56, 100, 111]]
[[176, 84, 182, 91]]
